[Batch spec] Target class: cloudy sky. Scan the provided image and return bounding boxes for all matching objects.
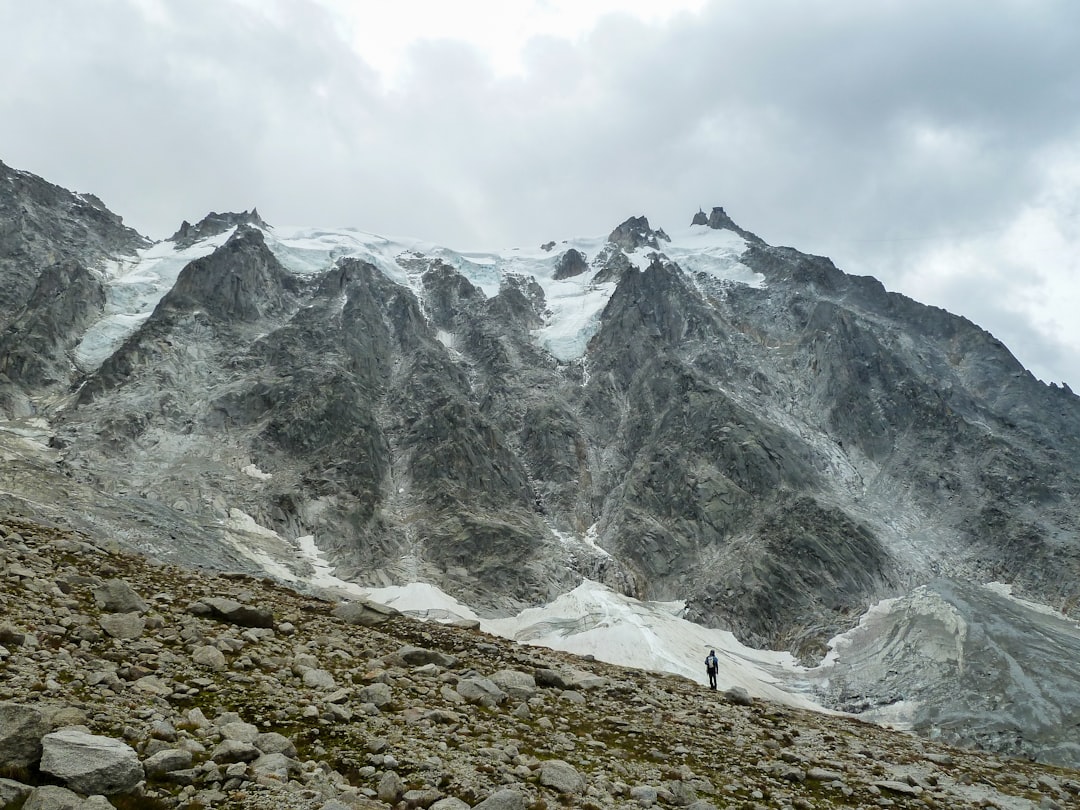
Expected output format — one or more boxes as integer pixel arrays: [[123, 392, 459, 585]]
[[2, 0, 1078, 389]]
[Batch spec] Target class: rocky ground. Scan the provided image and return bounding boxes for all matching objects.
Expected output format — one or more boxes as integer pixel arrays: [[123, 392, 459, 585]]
[[2, 516, 1078, 810]]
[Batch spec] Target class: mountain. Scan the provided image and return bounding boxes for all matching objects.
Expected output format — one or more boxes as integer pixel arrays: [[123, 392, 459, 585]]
[[2, 159, 1079, 768]]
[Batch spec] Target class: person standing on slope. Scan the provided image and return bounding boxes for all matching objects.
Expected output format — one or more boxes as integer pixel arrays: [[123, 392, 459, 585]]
[[705, 649, 719, 690]]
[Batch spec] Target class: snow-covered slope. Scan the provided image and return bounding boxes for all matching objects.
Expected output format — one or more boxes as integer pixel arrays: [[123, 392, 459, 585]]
[[72, 222, 761, 372]]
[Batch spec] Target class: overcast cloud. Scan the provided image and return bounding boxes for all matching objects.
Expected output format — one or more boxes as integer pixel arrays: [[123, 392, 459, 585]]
[[1, 0, 1077, 389]]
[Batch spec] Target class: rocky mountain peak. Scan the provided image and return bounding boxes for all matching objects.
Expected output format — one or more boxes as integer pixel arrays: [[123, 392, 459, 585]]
[[606, 215, 670, 252], [693, 205, 765, 243], [168, 208, 269, 248]]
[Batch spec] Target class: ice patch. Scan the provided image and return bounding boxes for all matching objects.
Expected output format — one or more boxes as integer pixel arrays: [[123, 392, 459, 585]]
[[242, 464, 272, 481]]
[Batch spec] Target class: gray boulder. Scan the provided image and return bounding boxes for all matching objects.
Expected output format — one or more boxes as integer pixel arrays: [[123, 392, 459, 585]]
[[539, 759, 586, 794], [92, 578, 147, 614], [395, 644, 459, 668], [472, 789, 526, 810], [0, 702, 49, 768], [200, 596, 274, 628], [39, 728, 143, 795], [456, 677, 508, 708], [192, 644, 227, 670], [0, 778, 32, 807], [22, 785, 85, 810], [489, 669, 537, 701], [98, 612, 145, 639], [332, 599, 398, 627], [143, 748, 193, 778]]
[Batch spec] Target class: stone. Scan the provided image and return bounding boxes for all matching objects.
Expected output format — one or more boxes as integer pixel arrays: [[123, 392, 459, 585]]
[[430, 799, 471, 810], [192, 644, 227, 670], [0, 702, 50, 769], [456, 677, 507, 708], [303, 668, 337, 689], [251, 751, 297, 780], [539, 759, 586, 794], [98, 612, 145, 639], [723, 686, 753, 706], [255, 731, 297, 757], [39, 728, 143, 795], [92, 579, 147, 613], [220, 720, 260, 742], [332, 599, 398, 627], [358, 682, 393, 707], [395, 644, 458, 668], [201, 597, 274, 628], [22, 785, 85, 810], [211, 739, 261, 763], [472, 788, 526, 810], [630, 785, 658, 807], [0, 622, 26, 646], [144, 748, 194, 777], [0, 777, 33, 807], [377, 770, 404, 803], [489, 669, 537, 701]]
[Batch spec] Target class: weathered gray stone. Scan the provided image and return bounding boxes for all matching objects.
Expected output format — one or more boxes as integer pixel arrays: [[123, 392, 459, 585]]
[[0, 702, 49, 769], [92, 578, 147, 614], [430, 798, 471, 810], [630, 785, 658, 807], [332, 599, 398, 627], [0, 777, 33, 807], [210, 739, 261, 763], [358, 682, 393, 707], [251, 751, 297, 780], [22, 785, 85, 810], [98, 611, 145, 639], [723, 686, 753, 706], [39, 728, 143, 795], [192, 644, 227, 670], [302, 668, 337, 689], [219, 720, 260, 742], [255, 731, 297, 757], [539, 759, 586, 794], [456, 677, 507, 708], [201, 597, 274, 628], [489, 669, 537, 701], [143, 748, 194, 777], [377, 770, 404, 803], [472, 788, 526, 810], [395, 644, 459, 668]]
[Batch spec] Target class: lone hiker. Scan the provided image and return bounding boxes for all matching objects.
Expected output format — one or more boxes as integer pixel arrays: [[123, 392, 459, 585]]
[[705, 649, 719, 690]]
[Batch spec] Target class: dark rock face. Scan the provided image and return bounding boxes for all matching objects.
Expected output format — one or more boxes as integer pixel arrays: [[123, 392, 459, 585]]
[[606, 215, 670, 253], [168, 209, 268, 248], [553, 248, 589, 280]]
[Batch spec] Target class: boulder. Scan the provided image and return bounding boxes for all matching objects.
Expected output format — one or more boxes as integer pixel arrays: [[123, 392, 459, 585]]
[[456, 677, 507, 708], [143, 748, 194, 778], [92, 579, 147, 614], [192, 644, 227, 670], [539, 759, 586, 794], [489, 669, 537, 701], [98, 612, 145, 639], [394, 644, 459, 668], [22, 785, 85, 810], [39, 728, 143, 795], [0, 778, 33, 807], [472, 789, 526, 810], [332, 599, 398, 627], [201, 597, 274, 628], [0, 702, 50, 768]]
